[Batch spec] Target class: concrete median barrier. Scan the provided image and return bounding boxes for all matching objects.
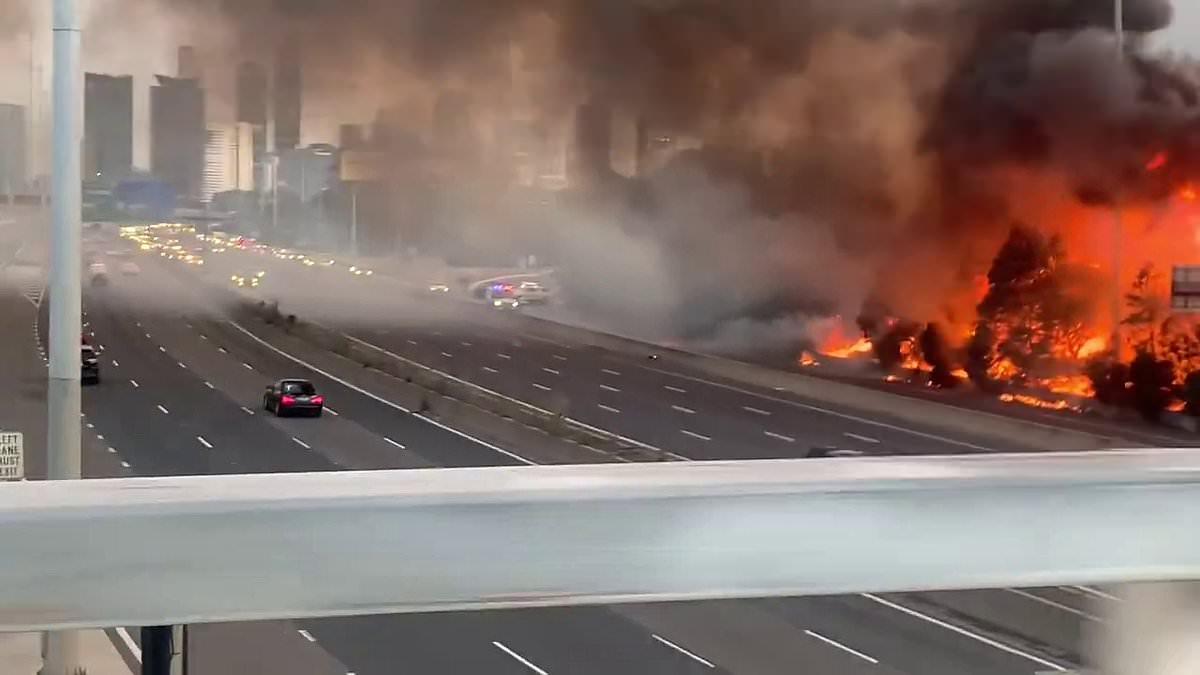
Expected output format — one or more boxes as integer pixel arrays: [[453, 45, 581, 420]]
[[234, 299, 677, 463], [511, 314, 1131, 452]]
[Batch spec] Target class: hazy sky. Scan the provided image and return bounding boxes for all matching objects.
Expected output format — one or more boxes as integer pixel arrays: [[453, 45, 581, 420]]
[[0, 1, 1197, 176], [1163, 1, 1200, 53]]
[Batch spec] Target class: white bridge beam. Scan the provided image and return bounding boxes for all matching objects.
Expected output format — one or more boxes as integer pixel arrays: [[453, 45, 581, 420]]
[[2, 450, 1200, 632]]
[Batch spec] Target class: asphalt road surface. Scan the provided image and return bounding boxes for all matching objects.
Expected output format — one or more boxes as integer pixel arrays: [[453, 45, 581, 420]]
[[17, 239, 1098, 674]]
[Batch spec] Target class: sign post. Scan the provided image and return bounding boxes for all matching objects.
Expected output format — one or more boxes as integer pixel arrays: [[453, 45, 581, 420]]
[[0, 431, 23, 481]]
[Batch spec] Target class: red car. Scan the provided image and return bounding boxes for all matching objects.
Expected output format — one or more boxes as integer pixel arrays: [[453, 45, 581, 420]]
[[263, 379, 324, 417]]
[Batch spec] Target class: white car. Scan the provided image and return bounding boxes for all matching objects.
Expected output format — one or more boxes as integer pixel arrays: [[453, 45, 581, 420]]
[[492, 297, 520, 310], [120, 261, 140, 276], [515, 280, 551, 304], [428, 283, 451, 293]]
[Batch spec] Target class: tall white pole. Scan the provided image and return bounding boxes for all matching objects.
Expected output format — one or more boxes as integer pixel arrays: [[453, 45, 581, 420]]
[[1112, 0, 1124, 355], [350, 183, 358, 256], [45, 0, 84, 671]]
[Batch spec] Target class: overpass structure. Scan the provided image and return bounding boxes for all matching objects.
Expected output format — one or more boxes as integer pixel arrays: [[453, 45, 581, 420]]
[[1, 450, 1198, 674]]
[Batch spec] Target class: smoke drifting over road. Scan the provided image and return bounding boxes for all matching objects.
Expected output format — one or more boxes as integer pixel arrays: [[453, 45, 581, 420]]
[[92, 0, 1200, 345]]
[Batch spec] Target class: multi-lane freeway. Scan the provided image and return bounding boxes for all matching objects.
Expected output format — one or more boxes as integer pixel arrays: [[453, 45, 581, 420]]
[[0, 219, 1109, 674]]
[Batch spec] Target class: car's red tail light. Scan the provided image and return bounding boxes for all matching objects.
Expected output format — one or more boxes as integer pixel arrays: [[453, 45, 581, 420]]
[[280, 395, 296, 405], [311, 395, 324, 405]]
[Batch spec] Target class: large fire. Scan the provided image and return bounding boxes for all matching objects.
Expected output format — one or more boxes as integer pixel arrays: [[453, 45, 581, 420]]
[[802, 163, 1200, 420]]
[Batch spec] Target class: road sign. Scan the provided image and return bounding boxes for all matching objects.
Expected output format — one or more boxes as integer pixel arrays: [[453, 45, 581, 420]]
[[1172, 265, 1200, 311], [0, 431, 23, 480], [338, 151, 387, 182]]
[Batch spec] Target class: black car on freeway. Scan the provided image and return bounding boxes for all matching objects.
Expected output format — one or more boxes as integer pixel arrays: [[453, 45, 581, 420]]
[[263, 379, 324, 417], [81, 345, 100, 385]]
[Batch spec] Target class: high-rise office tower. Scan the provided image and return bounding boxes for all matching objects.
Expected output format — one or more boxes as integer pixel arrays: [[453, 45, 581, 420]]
[[203, 122, 256, 201], [0, 104, 27, 196], [273, 46, 302, 151], [84, 73, 133, 186], [150, 75, 206, 200], [571, 100, 612, 187]]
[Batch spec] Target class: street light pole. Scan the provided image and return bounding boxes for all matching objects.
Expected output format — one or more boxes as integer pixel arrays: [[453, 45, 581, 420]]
[[45, 0, 84, 671], [1112, 0, 1125, 356]]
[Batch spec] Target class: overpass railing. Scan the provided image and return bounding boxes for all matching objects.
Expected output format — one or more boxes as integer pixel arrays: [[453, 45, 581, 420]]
[[3, 449, 1199, 674]]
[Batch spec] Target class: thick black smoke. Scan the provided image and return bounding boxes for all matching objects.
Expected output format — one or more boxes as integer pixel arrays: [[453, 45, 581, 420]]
[[109, 0, 1200, 343]]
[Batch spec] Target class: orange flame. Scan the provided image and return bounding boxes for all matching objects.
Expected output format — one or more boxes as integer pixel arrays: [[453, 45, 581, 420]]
[[999, 393, 1082, 413], [822, 336, 873, 359], [1076, 336, 1108, 359], [798, 351, 818, 367], [1181, 183, 1198, 202]]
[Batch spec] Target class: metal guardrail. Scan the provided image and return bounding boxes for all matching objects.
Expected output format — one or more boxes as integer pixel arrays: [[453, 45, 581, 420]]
[[1, 449, 1200, 634]]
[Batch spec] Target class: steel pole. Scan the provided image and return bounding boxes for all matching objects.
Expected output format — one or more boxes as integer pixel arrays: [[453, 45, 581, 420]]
[[44, 0, 83, 671], [350, 183, 358, 256], [1112, 0, 1124, 355]]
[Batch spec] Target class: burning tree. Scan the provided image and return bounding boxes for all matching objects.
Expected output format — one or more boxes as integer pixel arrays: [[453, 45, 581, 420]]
[[966, 226, 1103, 392]]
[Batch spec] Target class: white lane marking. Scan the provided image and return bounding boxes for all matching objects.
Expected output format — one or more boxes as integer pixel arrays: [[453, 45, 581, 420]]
[[844, 432, 881, 444], [860, 593, 1067, 671], [664, 385, 687, 394], [325, 407, 340, 416], [86, 423, 95, 429], [230, 322, 535, 466], [1006, 588, 1101, 621], [598, 404, 622, 414], [120, 461, 131, 469], [742, 405, 772, 416], [681, 429, 711, 441], [553, 354, 568, 362], [803, 629, 879, 665], [651, 634, 715, 668], [764, 431, 796, 443], [643, 365, 996, 453], [460, 341, 473, 347], [185, 322, 193, 328], [497, 352, 512, 359], [1071, 585, 1120, 602], [492, 641, 548, 675], [199, 334, 208, 341], [218, 347, 227, 353], [197, 436, 213, 449], [600, 384, 621, 393], [112, 359, 120, 367], [406, 339, 418, 346], [130, 379, 139, 388], [297, 629, 316, 642], [671, 405, 696, 415], [107, 447, 116, 454], [158, 346, 167, 353], [441, 352, 454, 358], [242, 362, 254, 370], [115, 627, 142, 662], [144, 332, 151, 339], [542, 367, 560, 376], [178, 361, 187, 369], [156, 404, 169, 415], [240, 406, 255, 416], [532, 383, 552, 391], [96, 434, 104, 441], [385, 437, 407, 450], [292, 437, 311, 450], [482, 366, 500, 374], [601, 368, 621, 376], [204, 381, 214, 389]]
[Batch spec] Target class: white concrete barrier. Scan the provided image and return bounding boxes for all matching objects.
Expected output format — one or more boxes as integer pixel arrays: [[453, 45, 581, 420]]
[[2, 449, 1200, 632]]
